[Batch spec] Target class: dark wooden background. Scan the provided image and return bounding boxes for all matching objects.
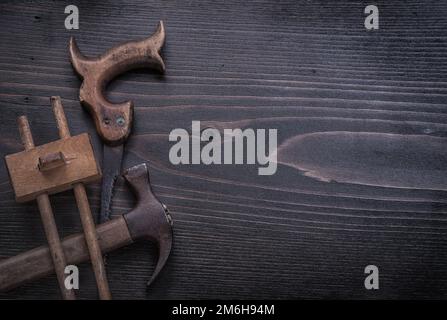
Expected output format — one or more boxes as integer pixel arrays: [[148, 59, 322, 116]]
[[1, 0, 447, 299]]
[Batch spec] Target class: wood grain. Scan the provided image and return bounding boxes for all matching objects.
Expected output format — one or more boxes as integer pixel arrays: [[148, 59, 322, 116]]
[[0, 0, 447, 299]]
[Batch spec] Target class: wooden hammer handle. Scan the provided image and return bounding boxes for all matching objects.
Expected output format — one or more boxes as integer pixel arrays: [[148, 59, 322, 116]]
[[0, 217, 132, 292], [17, 116, 76, 300], [52, 96, 112, 300]]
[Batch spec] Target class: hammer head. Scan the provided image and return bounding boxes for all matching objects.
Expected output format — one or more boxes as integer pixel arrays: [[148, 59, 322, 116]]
[[122, 163, 173, 286]]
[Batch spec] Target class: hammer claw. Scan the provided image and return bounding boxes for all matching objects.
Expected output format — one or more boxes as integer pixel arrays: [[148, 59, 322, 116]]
[[123, 163, 173, 286], [148, 223, 173, 286]]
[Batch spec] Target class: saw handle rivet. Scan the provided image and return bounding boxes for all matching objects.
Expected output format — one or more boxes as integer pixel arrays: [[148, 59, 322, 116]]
[[116, 116, 125, 126]]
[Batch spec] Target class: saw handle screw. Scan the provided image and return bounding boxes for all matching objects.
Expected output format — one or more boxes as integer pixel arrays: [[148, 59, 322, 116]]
[[116, 116, 125, 126]]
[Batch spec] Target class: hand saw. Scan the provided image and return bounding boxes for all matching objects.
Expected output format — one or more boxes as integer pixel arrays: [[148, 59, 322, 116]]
[[68, 21, 166, 225]]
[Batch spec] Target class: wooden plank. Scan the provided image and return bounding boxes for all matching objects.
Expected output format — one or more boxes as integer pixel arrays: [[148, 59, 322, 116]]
[[5, 133, 101, 202], [0, 0, 446, 299]]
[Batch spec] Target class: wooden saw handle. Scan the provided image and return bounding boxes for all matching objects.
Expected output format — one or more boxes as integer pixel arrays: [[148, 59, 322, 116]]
[[68, 21, 166, 146]]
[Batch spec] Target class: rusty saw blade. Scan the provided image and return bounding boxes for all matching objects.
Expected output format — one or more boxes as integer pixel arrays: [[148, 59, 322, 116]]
[[100, 144, 124, 223]]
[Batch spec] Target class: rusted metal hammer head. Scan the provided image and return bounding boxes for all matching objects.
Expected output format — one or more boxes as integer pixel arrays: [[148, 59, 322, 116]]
[[122, 163, 173, 286], [69, 21, 166, 146]]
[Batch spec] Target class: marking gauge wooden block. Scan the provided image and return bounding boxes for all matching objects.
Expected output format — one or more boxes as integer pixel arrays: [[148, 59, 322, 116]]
[[5, 133, 101, 203]]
